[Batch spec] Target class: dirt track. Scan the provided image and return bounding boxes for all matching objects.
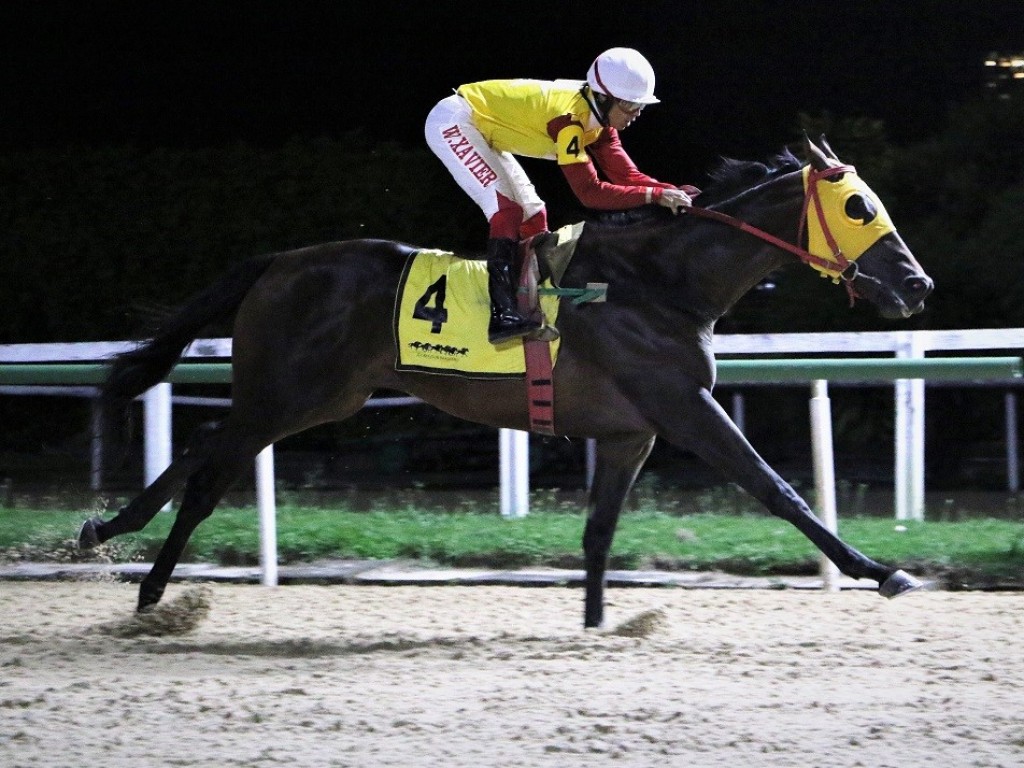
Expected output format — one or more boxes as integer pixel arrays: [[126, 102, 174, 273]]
[[1, 582, 1022, 767]]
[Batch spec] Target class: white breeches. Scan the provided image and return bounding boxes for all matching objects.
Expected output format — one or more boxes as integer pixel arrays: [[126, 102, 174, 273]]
[[424, 95, 545, 225]]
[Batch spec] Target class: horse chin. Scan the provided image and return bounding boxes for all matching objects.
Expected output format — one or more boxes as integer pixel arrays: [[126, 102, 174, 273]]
[[879, 302, 922, 321], [854, 276, 925, 320], [872, 293, 925, 320]]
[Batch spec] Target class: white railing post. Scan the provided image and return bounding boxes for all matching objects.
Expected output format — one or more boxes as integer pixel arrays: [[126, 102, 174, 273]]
[[809, 380, 840, 591], [895, 333, 926, 521], [499, 428, 529, 518], [143, 383, 173, 511], [731, 391, 746, 434], [255, 445, 278, 587]]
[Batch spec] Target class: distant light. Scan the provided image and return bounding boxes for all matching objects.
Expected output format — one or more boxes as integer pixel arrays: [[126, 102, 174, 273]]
[[983, 52, 1024, 95], [984, 54, 1024, 68]]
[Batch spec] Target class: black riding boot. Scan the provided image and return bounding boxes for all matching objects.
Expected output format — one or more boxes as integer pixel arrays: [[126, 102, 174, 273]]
[[487, 237, 542, 343]]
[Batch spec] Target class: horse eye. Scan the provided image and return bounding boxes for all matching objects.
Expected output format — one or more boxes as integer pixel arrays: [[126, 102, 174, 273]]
[[844, 194, 877, 224]]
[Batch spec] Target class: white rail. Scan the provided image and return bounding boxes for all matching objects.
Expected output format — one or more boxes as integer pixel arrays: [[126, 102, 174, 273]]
[[3, 330, 1022, 590], [2, 329, 1022, 524]]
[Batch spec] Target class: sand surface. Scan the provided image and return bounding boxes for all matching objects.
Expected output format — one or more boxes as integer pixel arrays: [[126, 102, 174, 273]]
[[1, 581, 1022, 767]]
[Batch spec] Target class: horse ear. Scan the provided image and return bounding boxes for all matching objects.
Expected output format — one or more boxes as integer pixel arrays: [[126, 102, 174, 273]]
[[819, 134, 840, 160], [803, 132, 830, 171]]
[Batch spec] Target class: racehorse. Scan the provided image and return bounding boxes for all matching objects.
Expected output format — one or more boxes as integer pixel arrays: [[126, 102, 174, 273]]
[[79, 136, 934, 628]]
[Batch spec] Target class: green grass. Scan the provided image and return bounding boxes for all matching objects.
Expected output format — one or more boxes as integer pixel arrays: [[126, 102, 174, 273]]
[[2, 493, 1023, 585]]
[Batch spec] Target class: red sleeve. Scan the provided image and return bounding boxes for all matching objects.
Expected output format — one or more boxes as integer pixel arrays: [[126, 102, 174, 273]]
[[560, 161, 665, 210], [587, 128, 677, 189]]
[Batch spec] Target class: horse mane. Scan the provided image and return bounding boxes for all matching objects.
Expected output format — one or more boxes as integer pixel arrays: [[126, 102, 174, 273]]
[[584, 147, 803, 227], [698, 148, 803, 206]]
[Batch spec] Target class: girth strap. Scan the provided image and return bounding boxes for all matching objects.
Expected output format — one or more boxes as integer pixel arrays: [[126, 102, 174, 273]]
[[517, 241, 556, 436]]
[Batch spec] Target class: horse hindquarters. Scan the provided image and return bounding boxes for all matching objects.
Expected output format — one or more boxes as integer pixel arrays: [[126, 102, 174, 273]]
[[582, 433, 656, 628], [81, 240, 412, 612]]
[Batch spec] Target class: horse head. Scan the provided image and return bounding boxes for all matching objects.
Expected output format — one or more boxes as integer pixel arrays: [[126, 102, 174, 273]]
[[801, 134, 933, 319]]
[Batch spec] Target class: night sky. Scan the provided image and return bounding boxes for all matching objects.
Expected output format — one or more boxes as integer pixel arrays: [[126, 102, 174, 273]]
[[2, 1, 1022, 175]]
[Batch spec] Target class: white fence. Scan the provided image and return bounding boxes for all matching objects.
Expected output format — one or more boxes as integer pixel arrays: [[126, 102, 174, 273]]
[[2, 329, 1022, 525]]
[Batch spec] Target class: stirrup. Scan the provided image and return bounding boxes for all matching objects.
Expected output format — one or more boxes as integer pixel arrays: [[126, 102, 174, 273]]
[[526, 323, 559, 342], [488, 316, 542, 344]]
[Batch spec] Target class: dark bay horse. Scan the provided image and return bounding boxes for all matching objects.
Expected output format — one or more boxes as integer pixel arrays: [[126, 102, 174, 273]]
[[80, 136, 934, 628]]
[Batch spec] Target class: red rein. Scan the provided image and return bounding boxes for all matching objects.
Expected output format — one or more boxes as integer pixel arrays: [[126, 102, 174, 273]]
[[688, 164, 860, 305]]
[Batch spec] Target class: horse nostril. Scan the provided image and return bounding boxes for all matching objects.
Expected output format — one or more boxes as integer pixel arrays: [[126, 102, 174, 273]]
[[903, 275, 934, 300]]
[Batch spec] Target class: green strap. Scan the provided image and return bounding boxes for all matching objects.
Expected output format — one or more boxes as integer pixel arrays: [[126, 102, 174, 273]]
[[535, 285, 607, 305]]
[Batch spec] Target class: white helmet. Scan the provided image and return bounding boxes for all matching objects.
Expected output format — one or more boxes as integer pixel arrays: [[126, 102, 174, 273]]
[[586, 47, 660, 105]]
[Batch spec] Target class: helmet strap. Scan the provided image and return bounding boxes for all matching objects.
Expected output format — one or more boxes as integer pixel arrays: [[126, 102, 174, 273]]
[[580, 85, 610, 128]]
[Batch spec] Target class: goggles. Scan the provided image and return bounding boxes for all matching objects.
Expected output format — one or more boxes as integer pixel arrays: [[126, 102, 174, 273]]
[[614, 99, 646, 114]]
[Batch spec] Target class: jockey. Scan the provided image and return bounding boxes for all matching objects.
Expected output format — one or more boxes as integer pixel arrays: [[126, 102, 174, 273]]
[[425, 47, 700, 344]]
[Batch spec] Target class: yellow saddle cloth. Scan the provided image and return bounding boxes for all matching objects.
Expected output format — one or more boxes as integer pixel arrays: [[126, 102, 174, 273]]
[[394, 249, 561, 378]]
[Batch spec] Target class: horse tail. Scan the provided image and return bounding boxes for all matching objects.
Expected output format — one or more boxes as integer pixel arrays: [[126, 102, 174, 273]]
[[103, 254, 276, 409]]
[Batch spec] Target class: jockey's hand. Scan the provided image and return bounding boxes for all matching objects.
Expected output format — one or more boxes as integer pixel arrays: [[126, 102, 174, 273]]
[[658, 187, 693, 214]]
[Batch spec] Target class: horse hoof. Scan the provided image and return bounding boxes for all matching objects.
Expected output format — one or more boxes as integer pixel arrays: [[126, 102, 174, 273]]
[[879, 569, 924, 599], [137, 583, 165, 612], [77, 517, 103, 550]]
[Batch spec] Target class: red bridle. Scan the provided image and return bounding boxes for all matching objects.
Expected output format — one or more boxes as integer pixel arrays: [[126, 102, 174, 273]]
[[688, 164, 860, 303]]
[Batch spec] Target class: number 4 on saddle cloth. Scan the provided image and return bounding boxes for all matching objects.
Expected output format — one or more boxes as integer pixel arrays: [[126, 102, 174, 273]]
[[394, 222, 604, 434]]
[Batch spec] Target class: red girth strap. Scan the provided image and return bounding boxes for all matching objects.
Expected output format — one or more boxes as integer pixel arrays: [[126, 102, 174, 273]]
[[517, 242, 556, 435]]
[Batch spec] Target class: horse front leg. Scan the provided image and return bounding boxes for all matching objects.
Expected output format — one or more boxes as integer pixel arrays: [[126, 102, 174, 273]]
[[664, 388, 921, 596], [582, 432, 657, 628]]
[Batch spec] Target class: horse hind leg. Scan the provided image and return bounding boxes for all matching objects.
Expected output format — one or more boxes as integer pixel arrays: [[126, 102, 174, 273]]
[[78, 421, 225, 549], [136, 438, 255, 611]]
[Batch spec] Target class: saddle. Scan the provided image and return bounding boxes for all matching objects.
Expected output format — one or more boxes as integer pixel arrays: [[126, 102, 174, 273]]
[[517, 222, 605, 313], [393, 222, 603, 434]]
